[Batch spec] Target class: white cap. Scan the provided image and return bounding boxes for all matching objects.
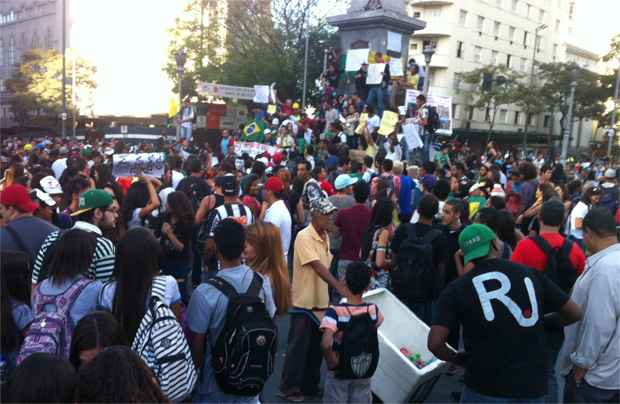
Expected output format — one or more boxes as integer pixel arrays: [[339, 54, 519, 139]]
[[39, 175, 63, 195], [490, 183, 506, 198], [604, 168, 616, 178], [272, 118, 280, 126], [264, 128, 272, 135]]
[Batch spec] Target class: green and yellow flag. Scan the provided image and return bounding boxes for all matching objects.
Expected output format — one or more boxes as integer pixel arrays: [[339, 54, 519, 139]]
[[242, 119, 267, 143]]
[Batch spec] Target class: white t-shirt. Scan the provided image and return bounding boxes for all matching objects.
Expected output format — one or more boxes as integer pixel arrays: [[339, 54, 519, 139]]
[[264, 200, 292, 257], [384, 143, 402, 162], [98, 275, 181, 311], [52, 158, 68, 179], [367, 115, 380, 132], [172, 170, 185, 189], [567, 200, 589, 240]]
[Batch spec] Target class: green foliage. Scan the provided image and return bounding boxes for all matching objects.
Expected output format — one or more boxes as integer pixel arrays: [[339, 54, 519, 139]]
[[6, 49, 96, 126], [165, 0, 340, 103]]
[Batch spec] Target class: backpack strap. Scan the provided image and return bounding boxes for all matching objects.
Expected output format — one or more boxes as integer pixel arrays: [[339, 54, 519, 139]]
[[207, 276, 239, 300], [422, 228, 442, 243], [150, 276, 168, 302], [54, 277, 93, 317], [246, 272, 263, 297], [530, 235, 559, 283], [559, 238, 574, 259]]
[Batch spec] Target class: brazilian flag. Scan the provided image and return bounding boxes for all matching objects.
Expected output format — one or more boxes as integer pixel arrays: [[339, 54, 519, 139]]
[[242, 119, 267, 143]]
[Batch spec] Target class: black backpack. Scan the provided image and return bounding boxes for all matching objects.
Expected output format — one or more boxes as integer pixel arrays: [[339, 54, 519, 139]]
[[530, 235, 578, 294], [207, 273, 277, 396], [335, 305, 379, 380], [425, 106, 440, 134], [391, 226, 442, 304]]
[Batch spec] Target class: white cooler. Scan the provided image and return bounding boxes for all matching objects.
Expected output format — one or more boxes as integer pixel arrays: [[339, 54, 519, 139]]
[[362, 288, 450, 403]]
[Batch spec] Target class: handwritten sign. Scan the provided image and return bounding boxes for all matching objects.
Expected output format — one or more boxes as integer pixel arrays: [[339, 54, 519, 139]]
[[402, 123, 423, 151], [345, 49, 370, 71], [233, 141, 280, 158], [366, 63, 385, 85], [378, 111, 399, 136], [112, 153, 165, 178], [355, 113, 368, 135]]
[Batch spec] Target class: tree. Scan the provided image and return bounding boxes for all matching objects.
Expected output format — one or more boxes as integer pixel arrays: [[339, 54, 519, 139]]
[[164, 0, 340, 104], [6, 49, 96, 126], [513, 82, 545, 146], [458, 65, 522, 140]]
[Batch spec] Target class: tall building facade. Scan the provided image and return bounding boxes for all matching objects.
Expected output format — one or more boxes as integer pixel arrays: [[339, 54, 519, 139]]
[[407, 0, 600, 149]]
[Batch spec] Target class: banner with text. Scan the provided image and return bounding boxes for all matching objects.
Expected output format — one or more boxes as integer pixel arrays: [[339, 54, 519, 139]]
[[113, 153, 165, 178], [405, 89, 453, 136], [197, 82, 255, 100], [234, 141, 280, 158]]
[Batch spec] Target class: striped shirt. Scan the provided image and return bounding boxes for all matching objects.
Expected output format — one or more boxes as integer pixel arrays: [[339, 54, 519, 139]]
[[32, 221, 115, 284], [206, 203, 254, 237], [320, 303, 383, 344]]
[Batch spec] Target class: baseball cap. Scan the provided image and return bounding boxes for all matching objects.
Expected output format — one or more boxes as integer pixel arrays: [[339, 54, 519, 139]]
[[272, 118, 280, 126], [458, 224, 497, 264], [0, 184, 39, 213], [334, 174, 358, 191], [39, 175, 63, 195], [32, 189, 56, 208], [218, 174, 238, 197], [310, 198, 337, 215], [264, 176, 284, 194], [604, 168, 616, 178], [70, 189, 113, 216]]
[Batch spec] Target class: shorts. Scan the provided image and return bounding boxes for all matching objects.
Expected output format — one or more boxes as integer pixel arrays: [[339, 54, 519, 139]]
[[323, 371, 372, 404]]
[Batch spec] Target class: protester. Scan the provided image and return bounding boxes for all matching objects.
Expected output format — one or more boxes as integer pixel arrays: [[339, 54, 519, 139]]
[[69, 311, 128, 369], [262, 175, 293, 257], [558, 207, 620, 403], [367, 198, 396, 289], [429, 224, 582, 403], [566, 186, 602, 249], [120, 176, 162, 230]]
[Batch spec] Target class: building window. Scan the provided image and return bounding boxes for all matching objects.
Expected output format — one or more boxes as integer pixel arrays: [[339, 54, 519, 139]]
[[430, 7, 442, 17], [539, 9, 545, 22], [474, 46, 482, 63], [492, 50, 499, 65], [553, 44, 558, 59], [536, 35, 542, 52], [499, 109, 508, 123], [477, 16, 485, 31], [411, 43, 418, 52], [31, 31, 40, 48], [456, 41, 464, 58], [509, 26, 516, 42], [523, 31, 528, 47], [468, 106, 475, 120], [413, 11, 421, 18], [512, 0, 518, 12], [452, 104, 459, 119], [514, 111, 521, 125], [526, 4, 531, 18], [543, 115, 551, 128], [8, 36, 15, 65], [555, 19, 561, 33], [459, 9, 467, 25], [527, 113, 536, 125], [506, 54, 512, 67], [494, 21, 501, 37], [485, 108, 491, 122]]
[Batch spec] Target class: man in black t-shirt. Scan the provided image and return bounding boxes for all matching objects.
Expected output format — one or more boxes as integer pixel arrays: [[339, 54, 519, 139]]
[[428, 224, 582, 402]]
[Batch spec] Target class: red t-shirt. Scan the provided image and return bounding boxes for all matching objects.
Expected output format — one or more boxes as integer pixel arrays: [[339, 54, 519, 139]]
[[336, 204, 372, 261], [511, 232, 585, 275]]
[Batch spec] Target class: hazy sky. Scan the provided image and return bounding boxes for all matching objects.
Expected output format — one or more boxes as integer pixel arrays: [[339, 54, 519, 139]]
[[70, 0, 618, 117]]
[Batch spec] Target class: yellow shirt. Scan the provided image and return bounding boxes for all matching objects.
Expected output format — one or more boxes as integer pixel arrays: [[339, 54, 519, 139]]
[[291, 224, 332, 310], [366, 143, 378, 158], [407, 73, 419, 89]]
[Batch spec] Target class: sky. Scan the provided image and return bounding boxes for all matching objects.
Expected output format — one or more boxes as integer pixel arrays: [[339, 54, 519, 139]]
[[69, 0, 618, 117]]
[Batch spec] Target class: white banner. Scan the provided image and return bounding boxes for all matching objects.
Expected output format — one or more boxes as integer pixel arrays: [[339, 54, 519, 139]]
[[366, 63, 385, 85], [345, 49, 370, 71], [112, 153, 165, 178], [404, 89, 453, 136], [234, 141, 280, 158], [196, 82, 255, 100]]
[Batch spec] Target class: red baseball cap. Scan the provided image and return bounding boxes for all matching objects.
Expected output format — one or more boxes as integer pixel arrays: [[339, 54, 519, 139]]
[[0, 184, 39, 213], [264, 176, 284, 193], [272, 152, 283, 165]]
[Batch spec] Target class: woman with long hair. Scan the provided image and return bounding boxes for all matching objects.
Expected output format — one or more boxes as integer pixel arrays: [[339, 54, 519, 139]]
[[160, 191, 195, 304], [367, 198, 396, 288], [1, 251, 32, 381], [566, 185, 602, 249], [120, 176, 161, 230], [100, 228, 182, 342], [69, 311, 128, 369], [241, 174, 261, 218], [244, 222, 291, 316]]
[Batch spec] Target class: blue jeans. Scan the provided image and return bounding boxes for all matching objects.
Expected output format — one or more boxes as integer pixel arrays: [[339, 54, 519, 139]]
[[461, 386, 545, 403], [181, 125, 193, 141], [564, 371, 620, 403], [422, 130, 434, 164], [366, 86, 384, 116]]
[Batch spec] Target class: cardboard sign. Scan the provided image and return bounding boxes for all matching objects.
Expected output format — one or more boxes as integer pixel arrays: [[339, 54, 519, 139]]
[[387, 31, 402, 53], [355, 113, 368, 135], [267, 104, 277, 114], [378, 111, 399, 136], [345, 48, 370, 71], [112, 153, 165, 178], [366, 63, 385, 85], [405, 89, 453, 136], [402, 123, 423, 151], [253, 85, 270, 104]]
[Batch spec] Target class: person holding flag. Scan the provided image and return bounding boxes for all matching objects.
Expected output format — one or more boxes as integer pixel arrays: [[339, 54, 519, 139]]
[[242, 117, 268, 143]]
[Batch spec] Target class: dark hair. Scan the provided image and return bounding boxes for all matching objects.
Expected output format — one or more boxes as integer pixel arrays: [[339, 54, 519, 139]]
[[370, 199, 394, 228], [184, 155, 202, 174], [540, 199, 565, 227], [432, 179, 450, 201], [519, 161, 538, 181], [418, 194, 439, 219], [76, 345, 167, 403], [496, 210, 517, 249], [242, 174, 260, 196], [166, 191, 195, 234], [168, 154, 182, 170], [345, 262, 371, 295], [74, 201, 111, 224], [382, 159, 393, 172], [540, 164, 553, 174], [416, 94, 426, 103], [581, 186, 601, 205], [476, 207, 500, 231], [297, 160, 311, 172], [47, 229, 97, 286], [5, 353, 77, 403], [214, 218, 246, 261], [353, 180, 370, 204], [63, 175, 91, 208], [363, 155, 373, 169], [488, 195, 506, 210], [422, 161, 436, 175], [454, 162, 466, 174], [350, 161, 362, 173], [112, 228, 162, 343], [251, 160, 266, 177], [567, 180, 582, 197], [445, 198, 464, 215], [1, 251, 31, 353], [583, 207, 617, 238], [120, 181, 149, 228], [70, 311, 128, 369]]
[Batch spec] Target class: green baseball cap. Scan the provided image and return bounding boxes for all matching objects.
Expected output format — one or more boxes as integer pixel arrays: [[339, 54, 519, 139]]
[[71, 189, 113, 216], [458, 224, 497, 264]]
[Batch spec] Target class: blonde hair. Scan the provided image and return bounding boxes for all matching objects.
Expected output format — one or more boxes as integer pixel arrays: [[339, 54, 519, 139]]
[[393, 161, 404, 176], [246, 222, 291, 315]]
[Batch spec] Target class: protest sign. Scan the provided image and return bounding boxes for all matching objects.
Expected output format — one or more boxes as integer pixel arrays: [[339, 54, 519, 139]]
[[355, 113, 368, 135], [253, 85, 270, 103], [197, 82, 255, 100], [402, 123, 423, 151], [267, 104, 277, 114], [366, 63, 385, 85], [404, 89, 453, 136], [389, 58, 404, 77], [387, 31, 402, 53], [113, 153, 165, 178], [345, 49, 370, 71], [234, 141, 280, 158], [378, 111, 399, 136]]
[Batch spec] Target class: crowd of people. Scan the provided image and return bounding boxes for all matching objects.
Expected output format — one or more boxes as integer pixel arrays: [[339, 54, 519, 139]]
[[0, 93, 619, 404]]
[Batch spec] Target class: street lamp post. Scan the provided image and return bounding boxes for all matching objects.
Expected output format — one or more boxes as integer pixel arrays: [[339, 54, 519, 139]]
[[561, 77, 577, 164], [422, 44, 435, 97], [175, 50, 187, 141], [61, 0, 67, 137], [523, 24, 547, 157], [302, 34, 309, 110], [608, 66, 620, 158]]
